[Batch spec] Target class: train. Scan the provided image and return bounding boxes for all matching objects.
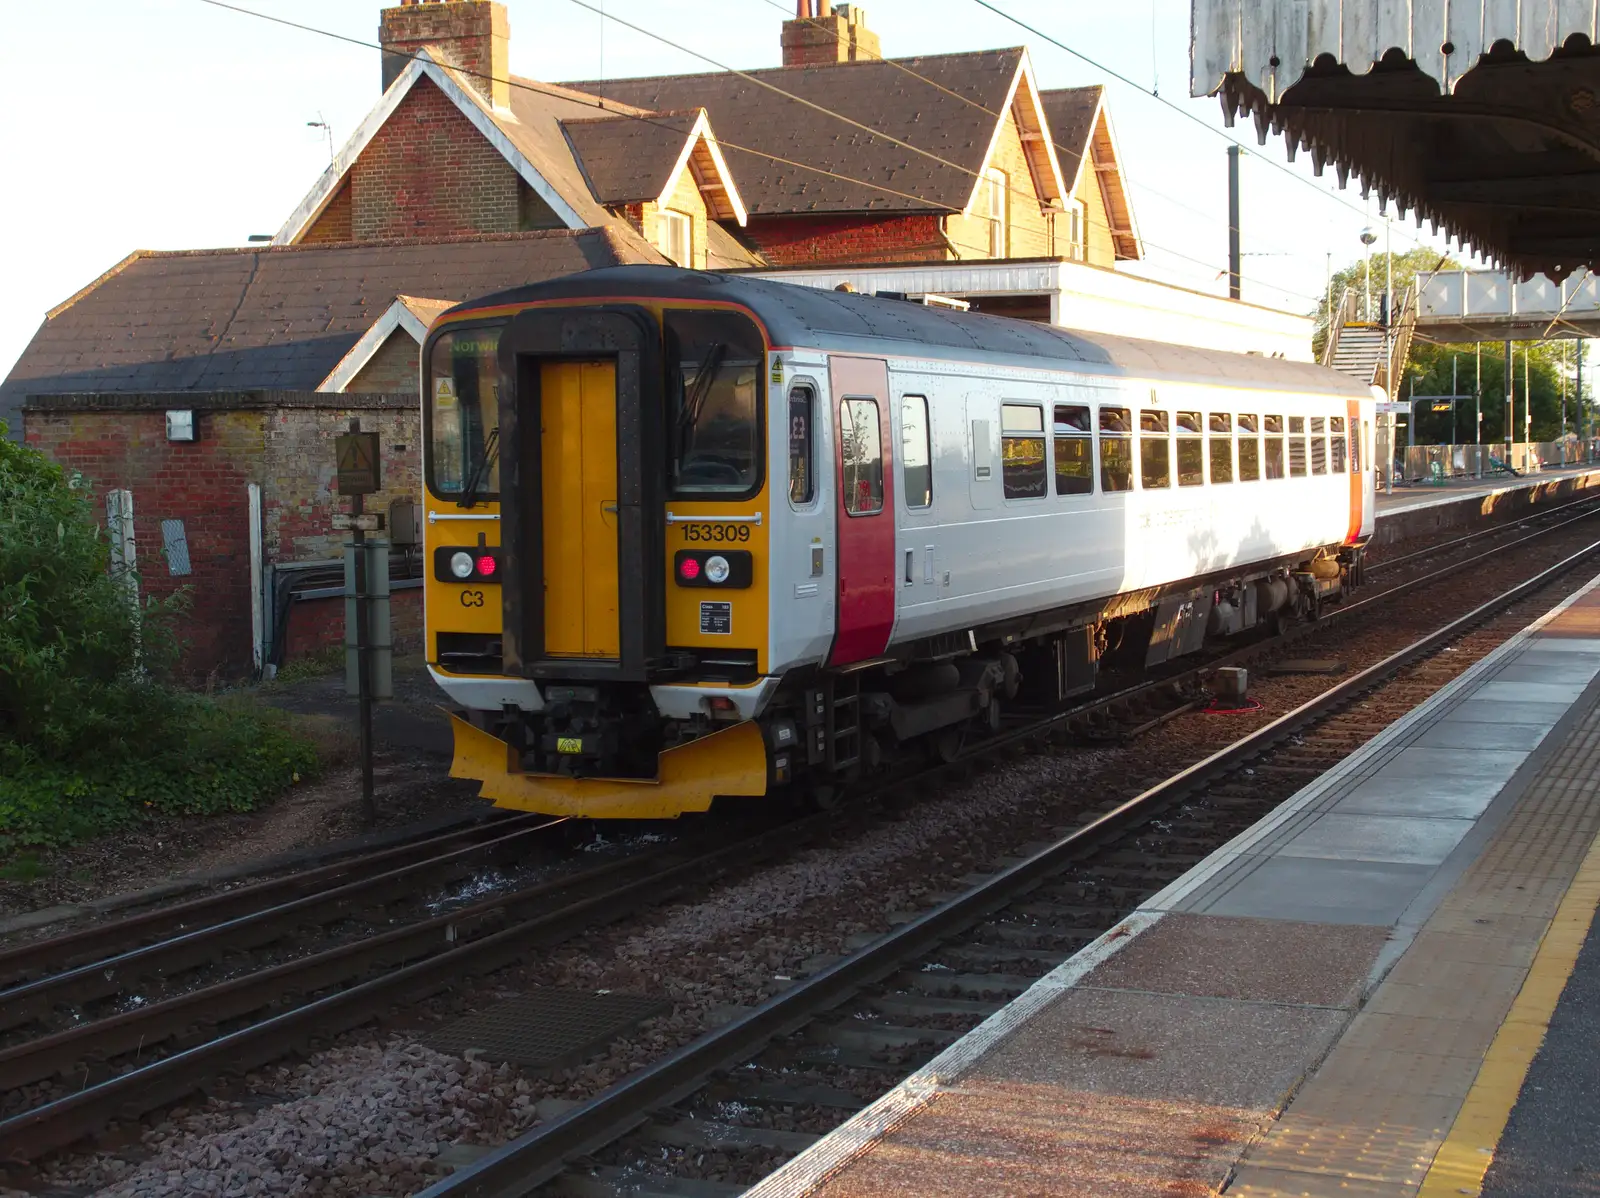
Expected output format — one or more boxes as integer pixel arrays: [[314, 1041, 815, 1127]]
[[421, 266, 1376, 819]]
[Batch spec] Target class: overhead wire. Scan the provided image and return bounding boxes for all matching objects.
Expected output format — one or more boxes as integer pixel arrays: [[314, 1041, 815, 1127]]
[[192, 0, 1322, 303]]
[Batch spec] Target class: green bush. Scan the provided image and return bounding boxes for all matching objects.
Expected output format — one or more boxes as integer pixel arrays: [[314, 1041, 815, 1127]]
[[0, 426, 318, 852]]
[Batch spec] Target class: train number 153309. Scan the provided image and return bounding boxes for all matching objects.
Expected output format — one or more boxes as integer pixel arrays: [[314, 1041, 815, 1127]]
[[680, 523, 752, 543]]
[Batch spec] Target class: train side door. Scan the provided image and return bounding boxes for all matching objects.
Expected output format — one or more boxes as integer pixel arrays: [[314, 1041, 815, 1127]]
[[828, 356, 896, 666]]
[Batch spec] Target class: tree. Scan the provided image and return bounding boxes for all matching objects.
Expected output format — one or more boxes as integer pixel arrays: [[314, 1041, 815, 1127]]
[[1403, 341, 1582, 444]]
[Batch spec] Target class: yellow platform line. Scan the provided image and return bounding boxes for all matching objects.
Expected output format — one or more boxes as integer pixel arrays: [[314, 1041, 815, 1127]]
[[1416, 827, 1600, 1198]]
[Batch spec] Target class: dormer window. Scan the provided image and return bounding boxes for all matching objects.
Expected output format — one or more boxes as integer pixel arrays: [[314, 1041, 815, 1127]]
[[659, 210, 693, 267], [983, 168, 1007, 257]]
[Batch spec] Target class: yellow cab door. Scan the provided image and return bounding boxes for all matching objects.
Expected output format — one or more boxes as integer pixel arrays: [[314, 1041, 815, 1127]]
[[540, 360, 620, 658]]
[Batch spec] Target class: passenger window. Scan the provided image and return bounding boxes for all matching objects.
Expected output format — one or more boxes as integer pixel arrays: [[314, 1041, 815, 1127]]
[[1310, 416, 1328, 475], [1176, 411, 1203, 486], [1001, 403, 1048, 499], [1140, 408, 1170, 489], [901, 395, 932, 509], [788, 384, 814, 505], [1054, 404, 1093, 496], [1237, 414, 1260, 481], [1288, 415, 1308, 477], [840, 398, 883, 515], [1209, 413, 1233, 483], [1330, 416, 1347, 472], [1264, 414, 1285, 480], [1099, 406, 1133, 492]]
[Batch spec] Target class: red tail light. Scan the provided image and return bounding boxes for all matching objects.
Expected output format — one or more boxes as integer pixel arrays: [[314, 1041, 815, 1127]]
[[679, 557, 701, 581], [477, 554, 498, 577]]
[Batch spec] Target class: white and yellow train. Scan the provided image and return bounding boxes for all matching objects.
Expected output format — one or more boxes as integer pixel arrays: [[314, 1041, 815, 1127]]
[[423, 266, 1376, 819]]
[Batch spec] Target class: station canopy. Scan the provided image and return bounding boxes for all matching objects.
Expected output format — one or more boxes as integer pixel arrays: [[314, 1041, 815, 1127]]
[[1191, 1, 1600, 278]]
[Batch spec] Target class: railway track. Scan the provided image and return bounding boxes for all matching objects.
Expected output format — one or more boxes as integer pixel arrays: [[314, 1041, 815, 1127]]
[[418, 539, 1600, 1198], [3, 506, 1597, 1182]]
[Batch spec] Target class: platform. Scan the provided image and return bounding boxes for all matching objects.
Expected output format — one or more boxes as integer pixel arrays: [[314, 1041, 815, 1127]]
[[1372, 461, 1600, 517], [747, 571, 1600, 1197]]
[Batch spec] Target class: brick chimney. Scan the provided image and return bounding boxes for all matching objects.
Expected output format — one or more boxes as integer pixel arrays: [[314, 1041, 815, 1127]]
[[781, 1, 881, 67], [380, 0, 510, 109]]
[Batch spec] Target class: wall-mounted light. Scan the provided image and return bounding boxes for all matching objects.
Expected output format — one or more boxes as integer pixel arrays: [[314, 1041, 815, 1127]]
[[165, 410, 196, 442]]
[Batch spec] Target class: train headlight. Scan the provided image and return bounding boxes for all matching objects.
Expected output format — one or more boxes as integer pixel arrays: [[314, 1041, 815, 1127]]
[[449, 551, 474, 579], [705, 555, 731, 584]]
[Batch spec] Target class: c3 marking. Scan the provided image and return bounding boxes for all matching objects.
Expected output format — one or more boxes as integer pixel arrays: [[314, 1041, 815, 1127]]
[[459, 589, 486, 608]]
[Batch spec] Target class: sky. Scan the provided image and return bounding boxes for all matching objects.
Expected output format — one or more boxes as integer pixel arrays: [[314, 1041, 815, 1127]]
[[0, 0, 1469, 384]]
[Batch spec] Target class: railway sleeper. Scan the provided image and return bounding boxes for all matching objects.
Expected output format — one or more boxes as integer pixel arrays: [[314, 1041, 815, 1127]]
[[555, 1166, 747, 1198], [639, 1118, 822, 1156]]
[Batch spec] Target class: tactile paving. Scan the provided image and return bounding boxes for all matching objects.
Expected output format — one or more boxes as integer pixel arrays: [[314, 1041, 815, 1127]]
[[425, 989, 666, 1069]]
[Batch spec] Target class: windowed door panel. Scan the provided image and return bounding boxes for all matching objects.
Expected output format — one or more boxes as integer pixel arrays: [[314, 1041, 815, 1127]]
[[828, 357, 895, 666]]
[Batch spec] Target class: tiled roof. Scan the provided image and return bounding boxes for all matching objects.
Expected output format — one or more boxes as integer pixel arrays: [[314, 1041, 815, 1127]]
[[1039, 86, 1101, 184], [563, 49, 1027, 215], [1, 230, 656, 425], [562, 110, 702, 204]]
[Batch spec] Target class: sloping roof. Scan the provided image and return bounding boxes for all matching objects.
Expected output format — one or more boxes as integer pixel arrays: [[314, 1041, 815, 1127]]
[[563, 50, 1041, 215], [0, 230, 659, 423], [1039, 86, 1101, 183], [563, 110, 701, 204], [1039, 86, 1141, 261], [318, 294, 457, 393]]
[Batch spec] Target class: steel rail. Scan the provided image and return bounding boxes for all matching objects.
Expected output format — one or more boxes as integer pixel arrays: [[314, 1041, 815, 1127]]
[[0, 810, 546, 990], [1369, 492, 1600, 574], [0, 814, 818, 1165], [0, 816, 567, 1030], [419, 538, 1600, 1198]]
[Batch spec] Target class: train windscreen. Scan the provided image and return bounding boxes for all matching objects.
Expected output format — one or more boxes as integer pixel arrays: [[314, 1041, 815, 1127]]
[[427, 326, 503, 503], [665, 309, 764, 498]]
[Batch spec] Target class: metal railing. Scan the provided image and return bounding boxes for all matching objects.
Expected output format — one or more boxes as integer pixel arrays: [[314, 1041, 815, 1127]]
[[1390, 440, 1587, 482]]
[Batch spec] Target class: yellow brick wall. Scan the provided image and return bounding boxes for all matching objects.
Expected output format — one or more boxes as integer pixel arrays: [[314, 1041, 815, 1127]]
[[1075, 154, 1117, 267], [945, 109, 1053, 261]]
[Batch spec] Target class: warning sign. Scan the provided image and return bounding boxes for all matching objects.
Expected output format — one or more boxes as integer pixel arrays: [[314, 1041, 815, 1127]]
[[336, 431, 382, 496], [699, 601, 732, 635]]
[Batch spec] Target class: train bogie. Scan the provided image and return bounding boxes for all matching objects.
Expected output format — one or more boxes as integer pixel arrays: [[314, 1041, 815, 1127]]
[[421, 267, 1375, 819]]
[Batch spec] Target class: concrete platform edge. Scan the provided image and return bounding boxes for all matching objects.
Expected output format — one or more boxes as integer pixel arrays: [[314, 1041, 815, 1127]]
[[740, 911, 1166, 1198]]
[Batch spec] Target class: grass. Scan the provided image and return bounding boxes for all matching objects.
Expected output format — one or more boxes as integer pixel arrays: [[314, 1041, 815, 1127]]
[[268, 645, 346, 686], [0, 855, 47, 883]]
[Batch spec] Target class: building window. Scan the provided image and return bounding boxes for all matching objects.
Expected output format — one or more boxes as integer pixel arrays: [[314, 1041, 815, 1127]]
[[984, 168, 1008, 257], [1001, 402, 1047, 498], [1054, 404, 1093, 495], [902, 395, 933, 509], [659, 209, 692, 267], [1064, 199, 1086, 261]]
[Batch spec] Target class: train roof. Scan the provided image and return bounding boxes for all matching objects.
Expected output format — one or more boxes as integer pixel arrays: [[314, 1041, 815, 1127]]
[[449, 266, 1370, 399]]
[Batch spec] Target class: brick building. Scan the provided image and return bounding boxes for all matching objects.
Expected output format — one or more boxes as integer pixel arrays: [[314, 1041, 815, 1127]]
[[1, 232, 657, 677]]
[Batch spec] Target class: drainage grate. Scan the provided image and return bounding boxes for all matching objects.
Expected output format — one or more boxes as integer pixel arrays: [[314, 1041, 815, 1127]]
[[425, 990, 667, 1070]]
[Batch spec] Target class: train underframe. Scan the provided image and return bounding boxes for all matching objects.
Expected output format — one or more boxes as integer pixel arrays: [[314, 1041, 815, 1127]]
[[449, 543, 1364, 818]]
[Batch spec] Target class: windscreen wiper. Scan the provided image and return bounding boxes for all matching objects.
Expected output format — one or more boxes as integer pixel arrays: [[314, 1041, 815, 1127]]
[[458, 427, 499, 510]]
